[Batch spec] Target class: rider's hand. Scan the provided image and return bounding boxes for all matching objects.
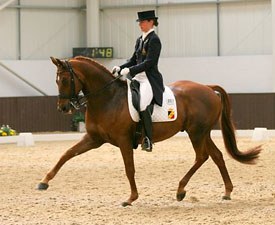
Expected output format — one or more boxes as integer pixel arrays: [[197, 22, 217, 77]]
[[111, 66, 120, 75], [120, 68, 130, 81]]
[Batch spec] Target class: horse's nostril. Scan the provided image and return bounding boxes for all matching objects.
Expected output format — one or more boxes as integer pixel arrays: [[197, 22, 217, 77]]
[[57, 107, 62, 112], [63, 105, 69, 112], [58, 104, 70, 113]]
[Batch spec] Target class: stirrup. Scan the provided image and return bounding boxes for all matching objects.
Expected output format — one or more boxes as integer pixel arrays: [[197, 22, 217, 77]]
[[141, 136, 152, 152]]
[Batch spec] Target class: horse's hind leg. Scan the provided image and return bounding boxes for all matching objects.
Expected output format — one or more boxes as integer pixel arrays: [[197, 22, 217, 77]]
[[177, 134, 209, 201], [37, 134, 103, 190], [205, 137, 233, 200]]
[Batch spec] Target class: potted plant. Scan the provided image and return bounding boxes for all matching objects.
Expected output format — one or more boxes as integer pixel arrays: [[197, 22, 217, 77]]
[[71, 112, 85, 132]]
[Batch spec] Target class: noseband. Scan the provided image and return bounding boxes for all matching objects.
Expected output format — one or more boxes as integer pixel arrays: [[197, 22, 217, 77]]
[[59, 60, 122, 110]]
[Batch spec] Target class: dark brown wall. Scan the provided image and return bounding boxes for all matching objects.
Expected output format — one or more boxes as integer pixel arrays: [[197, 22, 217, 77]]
[[230, 93, 275, 129], [0, 93, 274, 132], [0, 96, 73, 132]]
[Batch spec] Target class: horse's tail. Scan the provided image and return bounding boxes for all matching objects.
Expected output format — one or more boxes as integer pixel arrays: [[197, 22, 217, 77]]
[[209, 85, 262, 164]]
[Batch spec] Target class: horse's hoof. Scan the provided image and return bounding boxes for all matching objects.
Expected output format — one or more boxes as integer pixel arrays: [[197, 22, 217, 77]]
[[121, 201, 132, 207], [222, 195, 231, 200], [176, 191, 186, 201], [37, 183, 49, 190]]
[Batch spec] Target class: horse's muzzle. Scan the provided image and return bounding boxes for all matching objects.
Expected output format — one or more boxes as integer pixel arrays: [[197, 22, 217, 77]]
[[58, 102, 72, 114]]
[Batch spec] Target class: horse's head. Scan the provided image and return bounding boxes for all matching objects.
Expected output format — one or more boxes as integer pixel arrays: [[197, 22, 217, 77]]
[[50, 57, 84, 114]]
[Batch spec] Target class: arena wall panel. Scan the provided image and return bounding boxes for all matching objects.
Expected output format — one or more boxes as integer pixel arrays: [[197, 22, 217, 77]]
[[0, 55, 273, 98], [230, 93, 275, 129], [0, 94, 274, 132], [0, 96, 72, 132]]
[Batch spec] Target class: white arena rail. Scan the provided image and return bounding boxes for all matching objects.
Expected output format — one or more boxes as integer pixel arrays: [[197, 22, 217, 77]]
[[1, 130, 275, 145]]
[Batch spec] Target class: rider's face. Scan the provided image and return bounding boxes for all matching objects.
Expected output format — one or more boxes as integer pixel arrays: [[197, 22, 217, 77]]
[[139, 20, 154, 33]]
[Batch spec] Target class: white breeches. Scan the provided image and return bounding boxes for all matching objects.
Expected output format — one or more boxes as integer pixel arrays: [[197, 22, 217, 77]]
[[133, 72, 153, 111]]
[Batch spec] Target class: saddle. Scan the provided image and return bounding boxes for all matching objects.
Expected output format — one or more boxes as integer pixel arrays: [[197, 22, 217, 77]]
[[127, 79, 177, 148]]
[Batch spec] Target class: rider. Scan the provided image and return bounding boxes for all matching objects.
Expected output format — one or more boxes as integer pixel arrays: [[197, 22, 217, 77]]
[[112, 10, 165, 152]]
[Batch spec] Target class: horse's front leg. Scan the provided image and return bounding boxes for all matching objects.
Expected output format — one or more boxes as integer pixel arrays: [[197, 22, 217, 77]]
[[37, 134, 103, 190], [119, 141, 138, 207]]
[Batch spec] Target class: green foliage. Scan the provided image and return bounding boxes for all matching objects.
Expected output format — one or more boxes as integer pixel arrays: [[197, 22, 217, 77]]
[[71, 112, 85, 131], [0, 125, 17, 136], [72, 112, 85, 123]]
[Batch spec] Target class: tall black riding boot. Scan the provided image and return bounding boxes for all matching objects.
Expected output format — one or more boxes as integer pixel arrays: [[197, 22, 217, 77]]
[[140, 106, 153, 152]]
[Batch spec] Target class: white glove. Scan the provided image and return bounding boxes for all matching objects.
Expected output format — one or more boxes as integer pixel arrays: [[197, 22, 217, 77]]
[[120, 68, 130, 81], [111, 66, 120, 75]]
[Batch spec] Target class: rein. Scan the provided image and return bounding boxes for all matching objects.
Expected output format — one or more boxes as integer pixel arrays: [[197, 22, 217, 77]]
[[61, 60, 122, 110]]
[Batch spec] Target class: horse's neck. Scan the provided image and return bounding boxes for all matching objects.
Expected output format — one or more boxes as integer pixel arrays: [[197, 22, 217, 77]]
[[85, 68, 113, 91], [82, 64, 126, 109], [86, 84, 127, 117]]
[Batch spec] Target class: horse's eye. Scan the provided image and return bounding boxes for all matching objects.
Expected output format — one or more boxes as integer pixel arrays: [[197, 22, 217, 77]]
[[61, 78, 69, 86]]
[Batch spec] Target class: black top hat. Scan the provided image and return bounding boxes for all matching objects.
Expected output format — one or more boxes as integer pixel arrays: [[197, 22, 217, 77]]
[[136, 10, 158, 22]]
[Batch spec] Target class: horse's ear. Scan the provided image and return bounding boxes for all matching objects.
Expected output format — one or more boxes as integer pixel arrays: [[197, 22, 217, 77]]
[[50, 56, 65, 68]]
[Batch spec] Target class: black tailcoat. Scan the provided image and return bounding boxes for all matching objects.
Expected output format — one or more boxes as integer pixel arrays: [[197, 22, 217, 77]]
[[120, 31, 165, 106]]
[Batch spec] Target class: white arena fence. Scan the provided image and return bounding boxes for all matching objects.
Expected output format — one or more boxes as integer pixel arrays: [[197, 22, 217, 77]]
[[1, 129, 275, 145]]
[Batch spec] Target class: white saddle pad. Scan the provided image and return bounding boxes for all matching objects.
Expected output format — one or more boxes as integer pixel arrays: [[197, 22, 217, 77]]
[[127, 79, 177, 122]]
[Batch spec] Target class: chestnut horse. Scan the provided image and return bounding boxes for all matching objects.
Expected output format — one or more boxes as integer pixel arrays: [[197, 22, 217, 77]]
[[38, 56, 262, 206]]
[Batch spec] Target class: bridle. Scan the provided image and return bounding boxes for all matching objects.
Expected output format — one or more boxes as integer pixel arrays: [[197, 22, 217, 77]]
[[57, 60, 84, 109], [58, 60, 122, 110]]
